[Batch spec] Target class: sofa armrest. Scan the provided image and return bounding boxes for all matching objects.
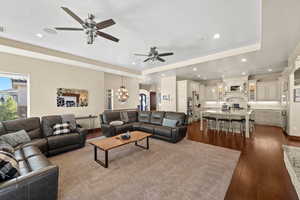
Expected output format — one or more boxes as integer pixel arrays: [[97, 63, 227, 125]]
[[171, 126, 187, 143], [0, 165, 59, 200], [76, 128, 87, 146], [101, 124, 116, 137]]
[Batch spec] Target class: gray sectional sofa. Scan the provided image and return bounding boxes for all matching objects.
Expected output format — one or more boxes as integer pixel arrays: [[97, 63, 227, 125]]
[[100, 110, 187, 143], [0, 116, 87, 200]]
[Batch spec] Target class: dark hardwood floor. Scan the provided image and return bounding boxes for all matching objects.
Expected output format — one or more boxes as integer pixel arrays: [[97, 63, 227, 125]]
[[187, 122, 299, 200]]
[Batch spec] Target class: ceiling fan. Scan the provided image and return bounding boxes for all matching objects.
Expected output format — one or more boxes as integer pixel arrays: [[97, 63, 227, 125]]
[[54, 7, 119, 44], [134, 47, 174, 62]]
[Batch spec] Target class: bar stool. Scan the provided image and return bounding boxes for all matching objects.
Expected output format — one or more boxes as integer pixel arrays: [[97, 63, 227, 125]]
[[203, 113, 217, 132], [217, 114, 231, 133], [249, 112, 255, 133], [230, 115, 245, 135]]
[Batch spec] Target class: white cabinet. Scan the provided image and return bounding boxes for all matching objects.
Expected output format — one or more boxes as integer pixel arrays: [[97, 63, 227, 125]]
[[205, 85, 218, 101], [256, 81, 280, 101], [254, 109, 284, 127]]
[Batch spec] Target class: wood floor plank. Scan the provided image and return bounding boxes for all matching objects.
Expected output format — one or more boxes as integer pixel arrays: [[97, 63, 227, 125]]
[[187, 122, 299, 200]]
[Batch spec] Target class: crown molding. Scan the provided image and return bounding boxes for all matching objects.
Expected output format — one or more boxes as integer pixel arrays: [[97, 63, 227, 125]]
[[0, 37, 143, 79], [142, 43, 261, 75]]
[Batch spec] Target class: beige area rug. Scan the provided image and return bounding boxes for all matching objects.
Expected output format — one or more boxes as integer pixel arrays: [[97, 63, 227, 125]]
[[50, 139, 240, 200]]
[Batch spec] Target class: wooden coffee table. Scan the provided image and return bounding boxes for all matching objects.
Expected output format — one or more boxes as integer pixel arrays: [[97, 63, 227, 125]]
[[89, 131, 152, 168]]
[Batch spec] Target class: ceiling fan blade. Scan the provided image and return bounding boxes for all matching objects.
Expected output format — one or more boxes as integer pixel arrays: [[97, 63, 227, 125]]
[[143, 58, 151, 62], [61, 7, 84, 25], [96, 31, 119, 42], [96, 19, 115, 30], [157, 57, 166, 62], [158, 52, 174, 57], [55, 27, 84, 31], [134, 53, 149, 56]]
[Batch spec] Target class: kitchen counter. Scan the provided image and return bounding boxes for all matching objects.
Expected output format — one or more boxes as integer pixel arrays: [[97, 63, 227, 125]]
[[200, 109, 253, 138]]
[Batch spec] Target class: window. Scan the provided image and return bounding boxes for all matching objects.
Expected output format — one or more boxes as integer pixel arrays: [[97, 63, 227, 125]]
[[0, 73, 28, 121], [105, 89, 113, 110]]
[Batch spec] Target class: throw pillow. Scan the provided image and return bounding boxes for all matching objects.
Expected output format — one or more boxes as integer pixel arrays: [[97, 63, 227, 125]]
[[0, 140, 14, 154], [0, 151, 19, 181], [109, 121, 124, 126], [162, 118, 178, 128], [120, 112, 129, 123], [53, 122, 71, 135], [0, 130, 31, 148], [61, 114, 77, 131]]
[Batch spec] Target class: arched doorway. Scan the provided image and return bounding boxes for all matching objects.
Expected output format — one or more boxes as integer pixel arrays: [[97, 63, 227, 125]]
[[139, 93, 147, 111]]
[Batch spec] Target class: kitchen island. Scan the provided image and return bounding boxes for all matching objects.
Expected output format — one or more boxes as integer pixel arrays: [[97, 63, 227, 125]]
[[200, 109, 253, 138]]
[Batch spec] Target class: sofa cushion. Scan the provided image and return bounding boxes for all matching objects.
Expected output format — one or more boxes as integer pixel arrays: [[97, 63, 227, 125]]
[[164, 112, 186, 126], [0, 140, 14, 154], [14, 145, 42, 162], [115, 124, 132, 134], [162, 118, 178, 128], [42, 115, 62, 137], [127, 111, 138, 123], [47, 133, 81, 150], [22, 138, 48, 153], [150, 112, 165, 125], [0, 123, 6, 136], [136, 123, 155, 133], [0, 130, 31, 148], [26, 154, 52, 172], [2, 117, 42, 140], [102, 112, 121, 124], [18, 160, 31, 175], [138, 111, 151, 123], [61, 114, 77, 130], [0, 151, 19, 181], [154, 126, 173, 138]]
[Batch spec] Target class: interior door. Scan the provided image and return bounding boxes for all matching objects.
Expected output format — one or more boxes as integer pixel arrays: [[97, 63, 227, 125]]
[[150, 92, 157, 111]]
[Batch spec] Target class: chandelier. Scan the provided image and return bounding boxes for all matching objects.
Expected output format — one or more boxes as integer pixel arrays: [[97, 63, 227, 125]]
[[117, 77, 129, 102]]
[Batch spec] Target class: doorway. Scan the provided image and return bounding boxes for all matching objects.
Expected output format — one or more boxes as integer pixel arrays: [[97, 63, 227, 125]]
[[139, 93, 147, 111], [150, 92, 157, 111]]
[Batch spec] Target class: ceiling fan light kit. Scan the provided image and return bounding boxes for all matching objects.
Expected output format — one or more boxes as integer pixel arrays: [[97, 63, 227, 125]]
[[55, 7, 119, 44], [134, 47, 174, 63]]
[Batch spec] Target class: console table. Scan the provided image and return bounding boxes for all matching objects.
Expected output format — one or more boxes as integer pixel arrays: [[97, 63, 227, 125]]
[[75, 115, 98, 130]]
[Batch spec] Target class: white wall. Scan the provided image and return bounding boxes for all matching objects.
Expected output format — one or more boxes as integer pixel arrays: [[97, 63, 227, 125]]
[[104, 73, 139, 110], [288, 57, 300, 136], [160, 76, 177, 111], [0, 52, 105, 128]]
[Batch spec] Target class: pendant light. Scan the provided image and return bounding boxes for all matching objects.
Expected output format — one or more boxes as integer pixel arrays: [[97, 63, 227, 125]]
[[117, 76, 129, 102]]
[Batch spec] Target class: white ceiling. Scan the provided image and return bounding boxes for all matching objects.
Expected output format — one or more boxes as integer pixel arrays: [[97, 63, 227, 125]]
[[0, 0, 299, 81], [0, 0, 260, 72], [147, 0, 300, 81]]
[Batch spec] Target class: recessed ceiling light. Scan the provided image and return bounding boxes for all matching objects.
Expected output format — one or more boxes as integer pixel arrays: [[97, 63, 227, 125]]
[[242, 72, 246, 75], [213, 33, 220, 39], [241, 58, 247, 62], [132, 62, 136, 65], [36, 33, 43, 38], [193, 67, 197, 71], [268, 68, 273, 72], [197, 75, 201, 78]]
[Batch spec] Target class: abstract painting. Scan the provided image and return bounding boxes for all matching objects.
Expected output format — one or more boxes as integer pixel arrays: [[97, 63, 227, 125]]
[[57, 88, 88, 107]]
